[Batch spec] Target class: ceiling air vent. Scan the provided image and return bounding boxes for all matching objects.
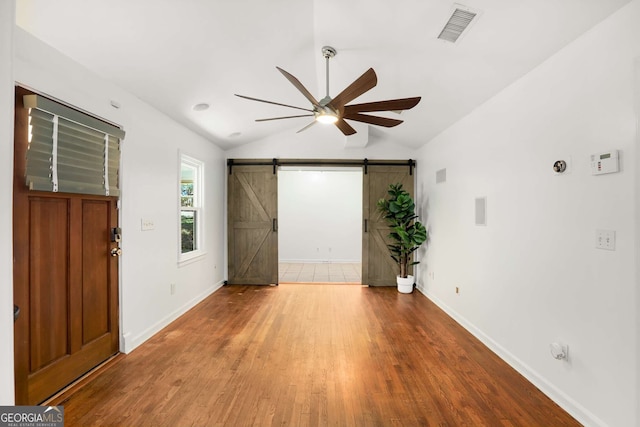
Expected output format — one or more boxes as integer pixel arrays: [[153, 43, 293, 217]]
[[438, 6, 478, 43]]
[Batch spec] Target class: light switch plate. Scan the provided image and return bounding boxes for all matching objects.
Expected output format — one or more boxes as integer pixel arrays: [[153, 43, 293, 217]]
[[141, 218, 155, 231], [596, 230, 615, 250]]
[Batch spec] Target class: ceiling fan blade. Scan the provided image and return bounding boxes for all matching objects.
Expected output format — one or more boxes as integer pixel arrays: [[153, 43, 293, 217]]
[[296, 121, 317, 133], [344, 112, 403, 128], [334, 118, 357, 136], [255, 114, 314, 122], [276, 67, 322, 109], [329, 68, 377, 111], [235, 94, 314, 112], [344, 97, 421, 114]]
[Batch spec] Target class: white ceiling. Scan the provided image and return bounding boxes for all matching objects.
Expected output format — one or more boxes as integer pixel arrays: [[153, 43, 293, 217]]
[[16, 0, 631, 150]]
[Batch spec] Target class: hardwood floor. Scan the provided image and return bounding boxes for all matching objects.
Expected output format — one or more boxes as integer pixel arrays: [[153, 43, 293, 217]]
[[59, 285, 580, 426]]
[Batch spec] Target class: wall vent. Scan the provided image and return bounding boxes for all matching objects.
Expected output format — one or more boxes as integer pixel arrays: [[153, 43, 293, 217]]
[[438, 6, 478, 43], [436, 168, 447, 184]]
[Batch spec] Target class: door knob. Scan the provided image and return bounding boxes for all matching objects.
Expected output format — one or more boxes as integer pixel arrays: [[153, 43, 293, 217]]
[[110, 248, 122, 257]]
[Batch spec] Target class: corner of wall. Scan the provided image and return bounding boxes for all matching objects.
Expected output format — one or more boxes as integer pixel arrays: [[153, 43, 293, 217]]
[[0, 0, 16, 405], [634, 54, 640, 427]]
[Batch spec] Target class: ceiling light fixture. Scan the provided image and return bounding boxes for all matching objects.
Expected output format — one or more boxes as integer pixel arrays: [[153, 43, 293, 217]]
[[192, 103, 210, 111], [315, 109, 338, 124]]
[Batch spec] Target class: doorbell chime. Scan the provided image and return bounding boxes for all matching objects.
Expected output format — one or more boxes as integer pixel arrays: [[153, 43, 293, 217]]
[[553, 160, 567, 173]]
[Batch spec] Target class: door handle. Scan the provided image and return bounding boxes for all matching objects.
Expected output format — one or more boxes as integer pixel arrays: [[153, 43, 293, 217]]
[[110, 248, 122, 257], [364, 219, 368, 233], [272, 218, 278, 232], [14, 305, 20, 323]]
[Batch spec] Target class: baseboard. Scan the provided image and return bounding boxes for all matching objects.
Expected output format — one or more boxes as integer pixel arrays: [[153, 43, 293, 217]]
[[42, 353, 125, 406], [416, 287, 608, 427], [122, 280, 224, 353]]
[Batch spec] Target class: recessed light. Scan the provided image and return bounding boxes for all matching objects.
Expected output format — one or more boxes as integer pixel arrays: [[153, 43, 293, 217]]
[[192, 103, 210, 111]]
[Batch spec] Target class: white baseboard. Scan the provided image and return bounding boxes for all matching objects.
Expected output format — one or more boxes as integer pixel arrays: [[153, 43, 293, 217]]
[[122, 280, 224, 353], [416, 286, 608, 427]]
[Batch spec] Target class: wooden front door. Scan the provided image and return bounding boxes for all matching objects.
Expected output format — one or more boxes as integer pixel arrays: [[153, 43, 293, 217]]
[[13, 88, 120, 404], [362, 165, 415, 286], [227, 165, 278, 285]]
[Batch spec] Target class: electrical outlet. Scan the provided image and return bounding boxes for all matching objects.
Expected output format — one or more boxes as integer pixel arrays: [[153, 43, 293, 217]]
[[550, 343, 569, 361], [596, 230, 616, 250]]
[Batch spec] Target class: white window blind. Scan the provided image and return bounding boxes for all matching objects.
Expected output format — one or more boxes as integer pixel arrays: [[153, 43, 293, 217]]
[[24, 94, 125, 196]]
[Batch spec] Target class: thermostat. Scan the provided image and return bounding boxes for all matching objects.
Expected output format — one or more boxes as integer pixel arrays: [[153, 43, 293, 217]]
[[591, 150, 619, 175]]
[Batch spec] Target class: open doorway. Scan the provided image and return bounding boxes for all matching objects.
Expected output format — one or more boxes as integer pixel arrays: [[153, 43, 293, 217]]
[[278, 167, 363, 283]]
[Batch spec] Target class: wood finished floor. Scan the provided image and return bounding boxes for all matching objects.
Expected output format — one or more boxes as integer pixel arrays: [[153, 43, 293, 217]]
[[60, 285, 580, 426]]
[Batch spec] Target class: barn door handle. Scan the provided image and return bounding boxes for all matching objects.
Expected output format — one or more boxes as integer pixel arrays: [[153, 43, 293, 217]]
[[272, 218, 278, 232], [14, 305, 20, 323], [364, 219, 368, 233]]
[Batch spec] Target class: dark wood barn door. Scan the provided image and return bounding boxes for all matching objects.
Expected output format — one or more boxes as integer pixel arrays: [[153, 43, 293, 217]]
[[362, 165, 415, 286], [13, 88, 120, 404], [227, 165, 278, 285]]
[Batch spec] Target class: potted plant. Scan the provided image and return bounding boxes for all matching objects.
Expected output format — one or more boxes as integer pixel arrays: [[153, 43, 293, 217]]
[[376, 183, 428, 293]]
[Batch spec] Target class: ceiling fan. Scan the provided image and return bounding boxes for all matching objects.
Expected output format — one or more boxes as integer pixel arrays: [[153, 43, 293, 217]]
[[235, 46, 421, 136]]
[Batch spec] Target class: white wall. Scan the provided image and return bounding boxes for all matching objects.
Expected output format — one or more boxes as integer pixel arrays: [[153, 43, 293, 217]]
[[0, 0, 15, 405], [278, 169, 362, 263], [416, 2, 640, 426], [225, 123, 418, 160], [12, 28, 227, 358]]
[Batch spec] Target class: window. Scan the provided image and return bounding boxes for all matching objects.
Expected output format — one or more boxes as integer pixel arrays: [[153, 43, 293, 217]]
[[179, 154, 204, 262], [24, 94, 124, 196]]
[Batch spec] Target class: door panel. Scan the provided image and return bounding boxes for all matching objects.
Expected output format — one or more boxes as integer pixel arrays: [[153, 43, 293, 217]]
[[29, 198, 70, 371], [227, 165, 278, 285], [13, 87, 120, 404], [362, 165, 415, 286], [82, 200, 111, 343]]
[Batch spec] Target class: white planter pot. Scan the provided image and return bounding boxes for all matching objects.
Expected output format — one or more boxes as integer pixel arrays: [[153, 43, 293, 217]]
[[396, 275, 414, 293]]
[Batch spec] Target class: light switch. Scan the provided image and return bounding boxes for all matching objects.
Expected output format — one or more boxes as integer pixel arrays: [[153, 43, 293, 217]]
[[141, 218, 155, 231], [596, 230, 615, 250]]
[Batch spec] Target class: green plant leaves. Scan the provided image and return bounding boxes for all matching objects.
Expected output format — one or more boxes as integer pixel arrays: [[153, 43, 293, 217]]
[[376, 183, 428, 277]]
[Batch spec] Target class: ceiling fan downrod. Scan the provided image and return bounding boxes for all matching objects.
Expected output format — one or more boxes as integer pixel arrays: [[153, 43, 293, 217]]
[[321, 46, 336, 102]]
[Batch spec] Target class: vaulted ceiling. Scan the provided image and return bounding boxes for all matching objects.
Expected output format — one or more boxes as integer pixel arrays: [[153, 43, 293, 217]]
[[16, 0, 631, 149]]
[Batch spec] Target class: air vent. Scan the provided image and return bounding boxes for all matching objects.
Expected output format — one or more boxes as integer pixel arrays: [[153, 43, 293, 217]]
[[438, 6, 478, 43]]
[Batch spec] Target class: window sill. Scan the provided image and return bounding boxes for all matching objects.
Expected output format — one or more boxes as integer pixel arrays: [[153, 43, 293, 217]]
[[178, 250, 207, 267]]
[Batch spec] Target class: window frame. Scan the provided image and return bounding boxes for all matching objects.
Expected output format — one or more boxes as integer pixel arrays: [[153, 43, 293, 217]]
[[178, 152, 205, 264]]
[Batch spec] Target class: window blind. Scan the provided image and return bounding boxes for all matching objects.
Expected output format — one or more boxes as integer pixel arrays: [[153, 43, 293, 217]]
[[24, 94, 125, 196]]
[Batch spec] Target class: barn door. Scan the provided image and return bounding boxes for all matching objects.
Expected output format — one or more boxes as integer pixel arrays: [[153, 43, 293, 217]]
[[362, 165, 415, 286], [13, 88, 120, 404], [227, 165, 278, 285]]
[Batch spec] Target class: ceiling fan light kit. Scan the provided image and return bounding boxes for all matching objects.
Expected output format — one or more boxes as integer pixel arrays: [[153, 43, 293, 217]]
[[235, 46, 421, 136]]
